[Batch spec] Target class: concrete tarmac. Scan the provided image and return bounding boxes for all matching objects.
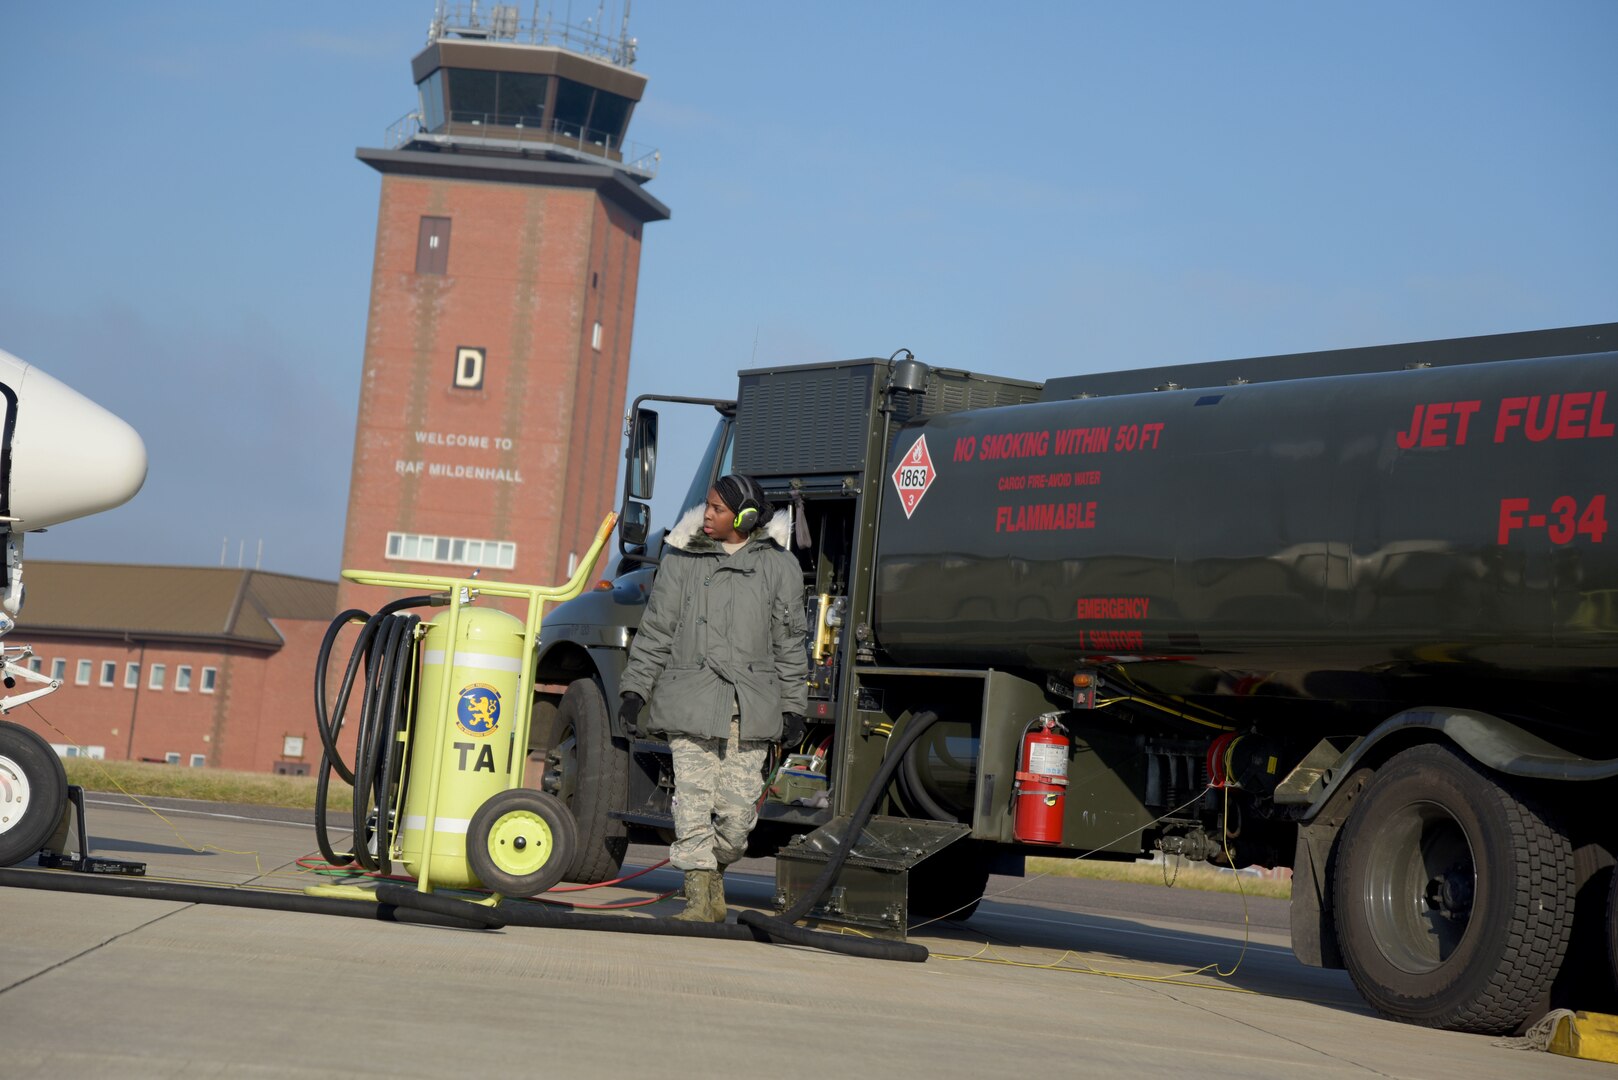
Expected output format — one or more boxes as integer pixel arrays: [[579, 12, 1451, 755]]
[[0, 796, 1602, 1079]]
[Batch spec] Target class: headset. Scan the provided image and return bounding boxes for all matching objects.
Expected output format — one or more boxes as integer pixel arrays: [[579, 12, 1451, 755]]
[[732, 500, 761, 534], [721, 474, 768, 535]]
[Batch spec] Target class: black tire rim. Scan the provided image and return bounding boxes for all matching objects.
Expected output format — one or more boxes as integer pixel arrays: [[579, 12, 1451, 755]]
[[546, 723, 580, 807], [1361, 797, 1477, 974]]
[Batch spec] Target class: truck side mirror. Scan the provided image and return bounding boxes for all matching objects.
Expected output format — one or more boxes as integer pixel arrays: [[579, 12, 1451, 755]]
[[621, 500, 651, 546], [627, 409, 659, 500]]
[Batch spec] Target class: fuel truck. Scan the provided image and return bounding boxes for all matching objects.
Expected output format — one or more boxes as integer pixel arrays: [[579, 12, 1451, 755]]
[[532, 322, 1617, 1034]]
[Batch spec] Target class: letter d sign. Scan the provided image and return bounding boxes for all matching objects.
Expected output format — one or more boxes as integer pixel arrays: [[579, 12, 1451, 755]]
[[453, 346, 486, 390]]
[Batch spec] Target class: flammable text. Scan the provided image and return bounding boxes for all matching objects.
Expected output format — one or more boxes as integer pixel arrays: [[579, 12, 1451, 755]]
[[995, 501, 1097, 532]]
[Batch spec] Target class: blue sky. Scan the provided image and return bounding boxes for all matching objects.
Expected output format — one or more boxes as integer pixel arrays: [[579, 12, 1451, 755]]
[[2, 1, 1613, 579]]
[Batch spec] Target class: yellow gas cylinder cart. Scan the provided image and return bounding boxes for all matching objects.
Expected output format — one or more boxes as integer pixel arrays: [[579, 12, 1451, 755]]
[[313, 513, 614, 902]]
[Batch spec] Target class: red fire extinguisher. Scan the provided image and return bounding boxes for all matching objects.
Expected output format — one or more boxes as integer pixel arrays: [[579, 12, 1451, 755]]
[[1014, 716, 1069, 844]]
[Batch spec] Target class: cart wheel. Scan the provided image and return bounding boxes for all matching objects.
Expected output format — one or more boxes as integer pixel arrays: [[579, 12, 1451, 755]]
[[467, 789, 578, 897]]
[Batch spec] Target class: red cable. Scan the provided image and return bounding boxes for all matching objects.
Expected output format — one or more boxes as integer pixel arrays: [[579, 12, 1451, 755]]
[[546, 858, 670, 891]]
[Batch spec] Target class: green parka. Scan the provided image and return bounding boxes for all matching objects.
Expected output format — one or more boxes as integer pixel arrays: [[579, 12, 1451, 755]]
[[620, 504, 808, 740]]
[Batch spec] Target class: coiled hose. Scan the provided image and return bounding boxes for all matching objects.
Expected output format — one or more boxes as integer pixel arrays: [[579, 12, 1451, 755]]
[[312, 596, 437, 873]]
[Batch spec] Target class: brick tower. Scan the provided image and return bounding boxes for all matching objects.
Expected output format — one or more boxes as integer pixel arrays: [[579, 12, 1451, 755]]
[[341, 3, 667, 608]]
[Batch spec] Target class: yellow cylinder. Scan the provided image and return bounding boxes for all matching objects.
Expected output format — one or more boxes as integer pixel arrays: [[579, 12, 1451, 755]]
[[398, 605, 525, 888]]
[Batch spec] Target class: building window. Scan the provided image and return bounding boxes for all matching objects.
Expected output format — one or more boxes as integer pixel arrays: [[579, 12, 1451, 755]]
[[416, 216, 451, 275], [591, 321, 603, 351], [149, 664, 166, 691], [51, 658, 66, 681], [100, 661, 116, 686], [124, 662, 140, 689], [27, 656, 41, 673], [76, 659, 92, 686], [201, 667, 218, 693], [164, 752, 181, 765], [386, 532, 516, 570], [176, 665, 192, 692], [189, 754, 206, 768]]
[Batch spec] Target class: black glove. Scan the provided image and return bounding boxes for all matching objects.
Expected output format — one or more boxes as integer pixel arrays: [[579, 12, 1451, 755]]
[[781, 712, 807, 749], [619, 693, 645, 740]]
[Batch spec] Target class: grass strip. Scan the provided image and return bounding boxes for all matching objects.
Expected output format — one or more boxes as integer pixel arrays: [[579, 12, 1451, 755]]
[[63, 758, 343, 812], [1026, 855, 1291, 899]]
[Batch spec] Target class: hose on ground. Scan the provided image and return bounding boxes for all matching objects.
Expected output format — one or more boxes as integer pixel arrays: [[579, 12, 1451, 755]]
[[734, 710, 942, 961], [0, 867, 501, 930], [377, 883, 765, 941], [375, 714, 942, 962]]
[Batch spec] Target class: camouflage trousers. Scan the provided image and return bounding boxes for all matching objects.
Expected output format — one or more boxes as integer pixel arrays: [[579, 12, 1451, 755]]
[[668, 714, 769, 871]]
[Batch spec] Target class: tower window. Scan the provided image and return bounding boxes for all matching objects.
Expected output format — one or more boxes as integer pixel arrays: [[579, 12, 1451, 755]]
[[592, 322, 604, 351], [447, 68, 497, 124], [416, 217, 451, 275]]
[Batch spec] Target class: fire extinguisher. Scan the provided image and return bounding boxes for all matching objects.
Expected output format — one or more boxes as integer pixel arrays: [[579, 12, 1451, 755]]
[[1014, 716, 1069, 844]]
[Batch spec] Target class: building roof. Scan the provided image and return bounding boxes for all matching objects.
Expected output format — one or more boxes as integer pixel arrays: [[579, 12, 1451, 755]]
[[17, 562, 338, 649]]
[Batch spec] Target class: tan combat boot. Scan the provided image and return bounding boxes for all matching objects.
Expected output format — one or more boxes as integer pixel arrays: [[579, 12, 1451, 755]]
[[710, 867, 728, 922], [671, 869, 719, 922]]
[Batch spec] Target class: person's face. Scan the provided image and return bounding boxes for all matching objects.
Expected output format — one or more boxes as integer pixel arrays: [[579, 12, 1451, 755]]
[[703, 487, 743, 543]]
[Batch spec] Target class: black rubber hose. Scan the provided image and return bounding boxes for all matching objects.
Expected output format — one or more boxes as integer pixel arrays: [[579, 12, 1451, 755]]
[[900, 723, 960, 824], [736, 908, 928, 962], [377, 884, 765, 941], [377, 884, 925, 961], [312, 607, 371, 785], [778, 709, 941, 925], [312, 597, 435, 869], [0, 868, 502, 930], [351, 613, 418, 873], [371, 617, 418, 877], [733, 710, 942, 962]]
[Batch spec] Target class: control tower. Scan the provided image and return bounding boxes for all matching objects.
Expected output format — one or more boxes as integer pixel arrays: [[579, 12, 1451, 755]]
[[340, 2, 668, 606]]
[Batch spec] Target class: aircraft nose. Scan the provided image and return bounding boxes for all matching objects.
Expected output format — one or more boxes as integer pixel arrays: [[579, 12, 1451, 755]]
[[3, 358, 148, 531]]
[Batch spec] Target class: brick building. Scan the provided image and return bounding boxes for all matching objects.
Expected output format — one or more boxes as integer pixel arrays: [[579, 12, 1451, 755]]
[[7, 562, 340, 774], [339, 8, 668, 614]]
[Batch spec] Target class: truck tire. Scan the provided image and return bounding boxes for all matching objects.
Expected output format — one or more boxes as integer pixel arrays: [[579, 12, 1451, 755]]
[[1332, 743, 1574, 1033], [545, 678, 628, 884], [0, 721, 67, 867], [909, 845, 992, 923]]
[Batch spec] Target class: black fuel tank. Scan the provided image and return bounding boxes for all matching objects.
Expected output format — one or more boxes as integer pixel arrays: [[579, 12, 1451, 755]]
[[873, 351, 1618, 698]]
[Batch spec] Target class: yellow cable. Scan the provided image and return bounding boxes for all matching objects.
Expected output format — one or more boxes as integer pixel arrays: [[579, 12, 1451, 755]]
[[29, 704, 268, 876], [1103, 667, 1238, 730], [913, 782, 1254, 983], [1103, 694, 1233, 732]]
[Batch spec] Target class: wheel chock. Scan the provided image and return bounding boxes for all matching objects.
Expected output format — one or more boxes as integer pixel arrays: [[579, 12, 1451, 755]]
[[1547, 1011, 1618, 1064], [36, 786, 147, 875]]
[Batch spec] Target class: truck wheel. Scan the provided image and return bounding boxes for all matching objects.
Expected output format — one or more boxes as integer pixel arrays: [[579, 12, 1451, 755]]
[[545, 678, 628, 884], [910, 845, 992, 923], [0, 721, 67, 867], [1332, 743, 1573, 1033]]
